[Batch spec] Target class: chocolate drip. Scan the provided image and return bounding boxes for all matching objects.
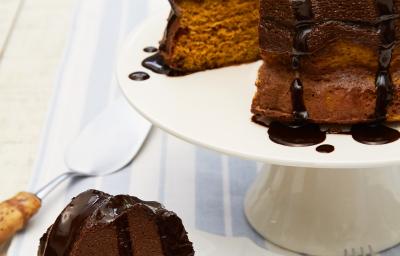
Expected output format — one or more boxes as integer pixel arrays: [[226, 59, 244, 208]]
[[142, 53, 185, 77], [291, 78, 309, 121], [264, 0, 326, 147], [291, 0, 313, 122], [115, 214, 134, 255], [375, 0, 396, 119]]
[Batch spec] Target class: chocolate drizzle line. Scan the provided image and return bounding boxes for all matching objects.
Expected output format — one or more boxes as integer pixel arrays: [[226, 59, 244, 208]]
[[266, 0, 326, 147], [349, 0, 400, 145], [291, 0, 313, 122], [375, 0, 395, 119], [265, 0, 400, 147]]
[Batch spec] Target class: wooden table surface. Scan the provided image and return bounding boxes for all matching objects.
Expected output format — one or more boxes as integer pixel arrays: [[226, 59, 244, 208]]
[[0, 0, 74, 254]]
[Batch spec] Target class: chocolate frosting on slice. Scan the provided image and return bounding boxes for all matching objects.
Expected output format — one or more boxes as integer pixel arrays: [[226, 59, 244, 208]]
[[38, 190, 108, 256], [38, 190, 194, 256]]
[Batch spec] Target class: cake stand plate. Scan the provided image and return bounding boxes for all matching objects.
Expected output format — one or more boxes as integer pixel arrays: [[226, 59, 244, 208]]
[[117, 14, 400, 169], [117, 14, 400, 256]]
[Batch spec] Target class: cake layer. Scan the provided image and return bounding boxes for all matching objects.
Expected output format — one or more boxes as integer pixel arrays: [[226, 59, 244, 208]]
[[259, 20, 400, 54], [160, 0, 259, 73], [252, 62, 400, 124], [262, 40, 400, 75], [261, 0, 400, 25]]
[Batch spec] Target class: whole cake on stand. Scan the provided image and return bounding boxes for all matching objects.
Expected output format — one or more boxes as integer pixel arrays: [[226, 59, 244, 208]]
[[117, 0, 400, 255]]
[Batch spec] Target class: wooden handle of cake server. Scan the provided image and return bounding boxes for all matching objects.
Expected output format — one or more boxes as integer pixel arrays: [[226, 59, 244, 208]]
[[0, 192, 41, 244]]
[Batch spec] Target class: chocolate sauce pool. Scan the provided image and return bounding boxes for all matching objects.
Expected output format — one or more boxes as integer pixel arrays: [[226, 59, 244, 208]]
[[129, 71, 150, 81], [268, 122, 326, 147], [142, 53, 185, 76], [352, 123, 400, 145], [316, 144, 335, 153], [143, 46, 158, 53]]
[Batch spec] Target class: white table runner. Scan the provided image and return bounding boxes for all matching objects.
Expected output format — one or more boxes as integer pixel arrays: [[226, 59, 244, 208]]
[[7, 1, 400, 255]]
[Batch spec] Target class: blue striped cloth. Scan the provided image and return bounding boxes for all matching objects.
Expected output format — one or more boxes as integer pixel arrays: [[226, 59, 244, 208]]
[[7, 1, 400, 255]]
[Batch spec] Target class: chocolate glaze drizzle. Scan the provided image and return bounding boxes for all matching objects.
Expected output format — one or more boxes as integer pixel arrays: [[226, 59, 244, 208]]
[[142, 9, 187, 77], [39, 190, 105, 256], [266, 0, 400, 147], [267, 0, 326, 147], [350, 0, 400, 145], [142, 54, 185, 76], [291, 0, 313, 122], [375, 0, 395, 120]]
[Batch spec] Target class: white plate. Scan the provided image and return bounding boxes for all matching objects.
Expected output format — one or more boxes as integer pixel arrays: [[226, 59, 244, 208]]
[[117, 13, 400, 169]]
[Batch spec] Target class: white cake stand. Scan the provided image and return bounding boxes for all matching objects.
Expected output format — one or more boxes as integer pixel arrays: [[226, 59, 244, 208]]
[[116, 14, 400, 256]]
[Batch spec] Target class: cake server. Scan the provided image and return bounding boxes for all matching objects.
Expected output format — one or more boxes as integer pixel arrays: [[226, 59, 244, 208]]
[[0, 96, 152, 244]]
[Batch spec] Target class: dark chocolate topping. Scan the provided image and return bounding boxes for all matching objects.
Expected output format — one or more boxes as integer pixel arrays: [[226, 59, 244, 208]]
[[290, 0, 312, 123], [40, 190, 108, 256], [291, 78, 309, 121], [142, 53, 186, 77], [146, 6, 190, 76], [375, 0, 396, 120], [260, 0, 400, 147], [39, 190, 194, 256]]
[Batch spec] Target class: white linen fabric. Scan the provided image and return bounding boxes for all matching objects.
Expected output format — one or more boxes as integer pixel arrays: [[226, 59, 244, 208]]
[[7, 1, 399, 256]]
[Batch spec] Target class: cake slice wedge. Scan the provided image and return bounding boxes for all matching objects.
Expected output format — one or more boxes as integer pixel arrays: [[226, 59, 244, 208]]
[[38, 190, 194, 256], [158, 0, 260, 74]]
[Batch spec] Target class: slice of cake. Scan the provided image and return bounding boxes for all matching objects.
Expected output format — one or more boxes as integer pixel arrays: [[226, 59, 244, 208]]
[[155, 0, 260, 74], [252, 0, 400, 124], [38, 190, 194, 256]]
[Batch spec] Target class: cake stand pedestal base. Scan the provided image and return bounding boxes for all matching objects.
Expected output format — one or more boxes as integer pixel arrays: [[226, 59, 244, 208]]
[[245, 165, 400, 256]]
